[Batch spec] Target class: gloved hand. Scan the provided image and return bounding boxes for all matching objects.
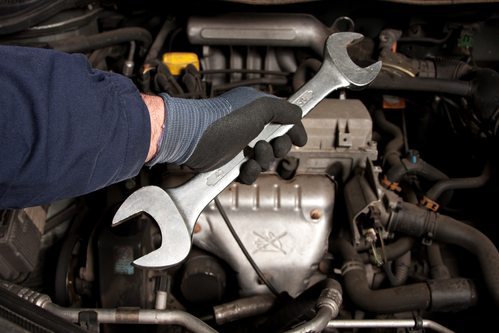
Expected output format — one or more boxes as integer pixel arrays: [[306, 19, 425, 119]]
[[147, 87, 307, 184]]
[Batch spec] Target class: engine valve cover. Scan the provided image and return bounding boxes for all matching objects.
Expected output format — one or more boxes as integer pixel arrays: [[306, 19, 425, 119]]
[[194, 175, 335, 297]]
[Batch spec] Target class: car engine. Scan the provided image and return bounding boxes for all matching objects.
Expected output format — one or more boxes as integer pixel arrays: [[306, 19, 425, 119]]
[[0, 0, 498, 332]]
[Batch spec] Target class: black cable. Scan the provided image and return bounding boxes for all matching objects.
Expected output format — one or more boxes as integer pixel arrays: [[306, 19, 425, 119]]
[[211, 77, 288, 96], [214, 198, 280, 296], [401, 110, 409, 155], [201, 69, 290, 76]]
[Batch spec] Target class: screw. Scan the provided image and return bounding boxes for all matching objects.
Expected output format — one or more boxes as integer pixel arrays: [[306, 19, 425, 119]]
[[310, 209, 322, 220]]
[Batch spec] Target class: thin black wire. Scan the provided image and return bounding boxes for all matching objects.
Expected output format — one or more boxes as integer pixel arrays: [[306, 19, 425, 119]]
[[201, 69, 290, 76], [214, 198, 280, 296], [401, 110, 410, 155]]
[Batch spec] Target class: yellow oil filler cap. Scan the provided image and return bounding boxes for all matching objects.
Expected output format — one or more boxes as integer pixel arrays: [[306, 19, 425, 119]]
[[162, 52, 200, 76]]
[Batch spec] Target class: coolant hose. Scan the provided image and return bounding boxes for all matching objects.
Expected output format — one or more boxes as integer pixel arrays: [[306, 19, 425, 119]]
[[370, 73, 473, 96], [389, 202, 499, 306], [333, 239, 476, 313], [374, 110, 404, 169], [49, 27, 152, 54], [428, 243, 451, 280], [0, 0, 88, 35], [425, 161, 491, 202], [292, 58, 322, 91], [386, 156, 449, 184], [360, 237, 415, 264]]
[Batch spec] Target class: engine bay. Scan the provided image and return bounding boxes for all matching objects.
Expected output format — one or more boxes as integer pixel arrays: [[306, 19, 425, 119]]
[[0, 0, 498, 332]]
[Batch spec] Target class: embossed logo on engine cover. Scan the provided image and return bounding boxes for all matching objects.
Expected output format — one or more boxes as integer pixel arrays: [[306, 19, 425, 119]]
[[252, 231, 287, 254]]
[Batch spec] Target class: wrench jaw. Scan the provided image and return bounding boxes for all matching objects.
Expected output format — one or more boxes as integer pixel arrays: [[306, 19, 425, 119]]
[[326, 32, 382, 88], [132, 238, 191, 269], [112, 185, 192, 270]]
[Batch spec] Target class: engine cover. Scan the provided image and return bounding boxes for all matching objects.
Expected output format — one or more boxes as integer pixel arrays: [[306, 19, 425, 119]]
[[193, 175, 335, 298]]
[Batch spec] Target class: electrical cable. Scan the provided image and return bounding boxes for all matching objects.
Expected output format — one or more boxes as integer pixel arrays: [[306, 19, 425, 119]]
[[201, 69, 290, 76], [214, 198, 280, 296]]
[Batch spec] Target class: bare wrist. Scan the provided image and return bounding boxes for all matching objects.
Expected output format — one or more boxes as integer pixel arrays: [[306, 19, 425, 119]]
[[141, 93, 165, 162]]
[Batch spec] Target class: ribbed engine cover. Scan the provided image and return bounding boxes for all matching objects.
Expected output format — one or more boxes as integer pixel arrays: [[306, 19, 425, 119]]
[[193, 174, 335, 297]]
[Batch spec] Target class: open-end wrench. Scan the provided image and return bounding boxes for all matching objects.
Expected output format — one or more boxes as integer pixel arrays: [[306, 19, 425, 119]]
[[112, 32, 382, 269]]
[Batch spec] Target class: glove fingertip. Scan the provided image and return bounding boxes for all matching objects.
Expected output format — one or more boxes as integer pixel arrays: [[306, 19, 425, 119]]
[[238, 160, 262, 184], [272, 135, 292, 158], [254, 141, 274, 170], [288, 122, 308, 147]]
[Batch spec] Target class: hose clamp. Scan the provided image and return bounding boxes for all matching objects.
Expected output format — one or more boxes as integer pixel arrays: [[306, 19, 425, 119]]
[[341, 260, 364, 275], [422, 210, 438, 246]]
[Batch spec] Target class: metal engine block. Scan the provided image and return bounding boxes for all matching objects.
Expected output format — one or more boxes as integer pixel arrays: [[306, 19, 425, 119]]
[[193, 175, 335, 298], [193, 99, 374, 298]]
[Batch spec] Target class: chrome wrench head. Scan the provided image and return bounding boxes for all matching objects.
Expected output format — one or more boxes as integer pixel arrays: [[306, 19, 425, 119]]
[[112, 32, 382, 269], [112, 186, 191, 268], [326, 32, 382, 88]]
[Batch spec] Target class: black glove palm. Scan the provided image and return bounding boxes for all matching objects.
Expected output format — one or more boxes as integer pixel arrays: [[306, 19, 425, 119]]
[[147, 87, 307, 183]]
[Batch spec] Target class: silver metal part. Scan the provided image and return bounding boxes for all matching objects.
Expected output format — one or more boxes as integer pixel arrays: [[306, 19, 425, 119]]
[[285, 279, 342, 333], [327, 319, 455, 333], [1, 281, 217, 333], [288, 98, 377, 180], [201, 45, 292, 86], [343, 159, 388, 246], [193, 175, 335, 297], [213, 295, 275, 325], [188, 13, 332, 56], [112, 32, 382, 269]]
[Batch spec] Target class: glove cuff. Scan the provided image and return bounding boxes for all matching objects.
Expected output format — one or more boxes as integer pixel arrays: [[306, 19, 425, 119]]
[[146, 93, 232, 166], [146, 87, 269, 167]]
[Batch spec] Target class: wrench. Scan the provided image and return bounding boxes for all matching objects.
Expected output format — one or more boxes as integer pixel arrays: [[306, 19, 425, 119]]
[[112, 32, 382, 269]]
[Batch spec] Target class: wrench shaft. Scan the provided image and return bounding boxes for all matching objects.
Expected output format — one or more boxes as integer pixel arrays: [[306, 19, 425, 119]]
[[169, 61, 349, 234]]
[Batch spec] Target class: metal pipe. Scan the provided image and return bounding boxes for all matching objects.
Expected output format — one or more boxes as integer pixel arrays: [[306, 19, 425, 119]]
[[0, 283, 218, 333], [285, 307, 332, 333], [188, 14, 332, 56], [327, 319, 455, 333], [214, 295, 275, 325], [284, 279, 342, 333], [43, 304, 218, 333]]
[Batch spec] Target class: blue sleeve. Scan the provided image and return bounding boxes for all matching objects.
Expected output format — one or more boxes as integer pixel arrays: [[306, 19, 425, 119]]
[[0, 46, 150, 208]]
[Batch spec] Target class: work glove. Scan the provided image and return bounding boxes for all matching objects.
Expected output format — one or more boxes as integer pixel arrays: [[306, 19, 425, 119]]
[[147, 87, 307, 184]]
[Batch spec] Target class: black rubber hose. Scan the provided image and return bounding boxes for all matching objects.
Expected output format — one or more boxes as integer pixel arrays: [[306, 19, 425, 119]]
[[425, 161, 492, 202], [428, 244, 451, 280], [0, 0, 88, 35], [373, 110, 404, 169], [370, 73, 473, 97], [292, 58, 321, 91], [335, 239, 430, 313], [334, 239, 476, 313], [49, 27, 152, 54], [384, 251, 411, 286], [386, 157, 449, 184], [145, 18, 176, 63], [360, 237, 415, 264], [389, 202, 499, 307]]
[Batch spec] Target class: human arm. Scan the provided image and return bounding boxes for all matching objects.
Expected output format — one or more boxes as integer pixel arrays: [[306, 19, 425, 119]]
[[0, 46, 306, 208], [0, 45, 150, 208]]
